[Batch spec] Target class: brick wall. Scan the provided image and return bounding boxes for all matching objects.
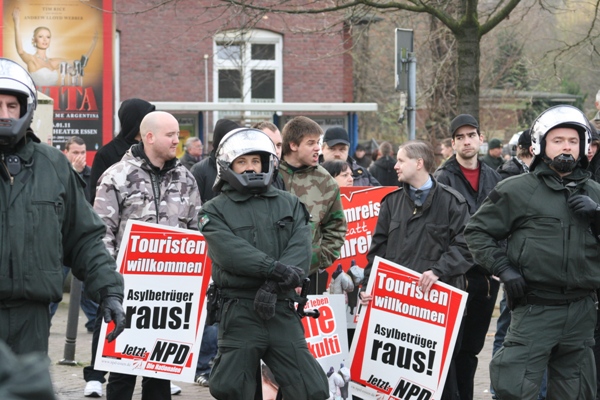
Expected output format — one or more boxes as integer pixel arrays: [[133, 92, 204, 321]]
[[116, 1, 352, 105]]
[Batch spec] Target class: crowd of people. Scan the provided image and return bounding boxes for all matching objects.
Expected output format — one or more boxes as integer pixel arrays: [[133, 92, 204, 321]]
[[3, 53, 600, 400]]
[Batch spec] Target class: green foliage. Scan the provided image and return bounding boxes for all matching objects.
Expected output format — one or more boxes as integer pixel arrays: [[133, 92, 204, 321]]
[[560, 77, 586, 110]]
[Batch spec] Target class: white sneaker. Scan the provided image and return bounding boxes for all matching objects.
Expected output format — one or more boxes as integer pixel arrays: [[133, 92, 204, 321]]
[[84, 380, 103, 397], [170, 382, 182, 395]]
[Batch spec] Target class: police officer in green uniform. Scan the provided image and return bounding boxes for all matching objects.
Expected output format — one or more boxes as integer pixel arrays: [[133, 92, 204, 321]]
[[0, 58, 125, 355], [198, 128, 329, 400], [465, 105, 600, 399]]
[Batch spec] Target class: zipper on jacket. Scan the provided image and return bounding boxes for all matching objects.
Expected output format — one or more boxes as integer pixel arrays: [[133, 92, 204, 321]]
[[150, 171, 161, 222]]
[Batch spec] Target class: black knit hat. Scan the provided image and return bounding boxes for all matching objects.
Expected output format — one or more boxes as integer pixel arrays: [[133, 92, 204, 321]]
[[518, 129, 532, 148], [213, 119, 240, 149]]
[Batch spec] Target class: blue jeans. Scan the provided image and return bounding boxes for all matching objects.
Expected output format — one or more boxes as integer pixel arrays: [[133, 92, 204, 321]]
[[196, 323, 218, 376], [49, 266, 98, 332]]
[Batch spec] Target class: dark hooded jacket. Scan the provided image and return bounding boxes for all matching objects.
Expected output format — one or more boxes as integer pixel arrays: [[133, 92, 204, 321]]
[[369, 155, 401, 186], [497, 157, 527, 180], [191, 119, 240, 202], [89, 98, 155, 204], [434, 154, 502, 276]]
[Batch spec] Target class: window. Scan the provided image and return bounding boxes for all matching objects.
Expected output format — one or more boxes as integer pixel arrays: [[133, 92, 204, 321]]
[[251, 70, 275, 99], [218, 70, 242, 100], [214, 30, 282, 121]]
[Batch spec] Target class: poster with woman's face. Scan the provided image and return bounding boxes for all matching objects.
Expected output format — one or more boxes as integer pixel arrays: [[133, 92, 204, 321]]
[[1, 0, 113, 159]]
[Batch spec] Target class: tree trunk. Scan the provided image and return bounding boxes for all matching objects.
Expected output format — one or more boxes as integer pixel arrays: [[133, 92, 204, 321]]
[[455, 25, 481, 121]]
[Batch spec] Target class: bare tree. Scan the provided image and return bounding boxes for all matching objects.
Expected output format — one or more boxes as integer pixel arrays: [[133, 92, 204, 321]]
[[208, 0, 525, 122]]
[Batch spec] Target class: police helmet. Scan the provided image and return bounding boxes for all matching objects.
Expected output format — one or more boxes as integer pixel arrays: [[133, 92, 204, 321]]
[[530, 105, 592, 168], [213, 128, 278, 194], [0, 58, 37, 147]]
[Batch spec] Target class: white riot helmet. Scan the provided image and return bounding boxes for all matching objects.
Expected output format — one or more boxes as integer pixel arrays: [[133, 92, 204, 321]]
[[530, 105, 592, 170], [0, 58, 37, 147], [213, 128, 279, 194]]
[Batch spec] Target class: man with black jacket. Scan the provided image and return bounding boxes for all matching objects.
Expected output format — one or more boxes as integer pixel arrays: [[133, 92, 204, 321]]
[[361, 140, 472, 400], [434, 114, 502, 400], [368, 141, 400, 186], [497, 129, 533, 180], [320, 127, 380, 186]]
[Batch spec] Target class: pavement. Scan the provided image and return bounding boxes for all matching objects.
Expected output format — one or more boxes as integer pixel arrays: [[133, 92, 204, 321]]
[[49, 293, 498, 400]]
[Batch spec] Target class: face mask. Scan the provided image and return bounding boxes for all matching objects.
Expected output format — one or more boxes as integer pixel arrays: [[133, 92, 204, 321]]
[[546, 153, 577, 173]]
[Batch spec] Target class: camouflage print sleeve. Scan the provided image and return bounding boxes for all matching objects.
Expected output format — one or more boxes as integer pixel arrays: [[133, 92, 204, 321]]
[[314, 185, 346, 271], [93, 166, 122, 259]]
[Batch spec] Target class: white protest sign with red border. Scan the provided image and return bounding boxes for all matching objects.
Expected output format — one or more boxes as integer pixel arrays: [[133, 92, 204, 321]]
[[349, 256, 467, 400], [95, 220, 211, 382]]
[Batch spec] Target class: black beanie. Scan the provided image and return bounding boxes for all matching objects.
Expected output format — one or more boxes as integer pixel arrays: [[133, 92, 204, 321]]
[[213, 119, 240, 150]]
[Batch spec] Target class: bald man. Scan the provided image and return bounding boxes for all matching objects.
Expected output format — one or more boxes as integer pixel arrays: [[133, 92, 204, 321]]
[[94, 111, 201, 400]]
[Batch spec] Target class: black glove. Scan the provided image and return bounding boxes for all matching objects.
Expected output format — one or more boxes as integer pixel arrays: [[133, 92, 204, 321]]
[[254, 280, 279, 320], [497, 266, 527, 300], [271, 261, 304, 291], [101, 295, 126, 342], [568, 195, 600, 218]]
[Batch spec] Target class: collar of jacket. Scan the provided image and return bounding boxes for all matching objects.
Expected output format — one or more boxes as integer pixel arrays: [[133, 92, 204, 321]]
[[347, 156, 365, 176], [401, 177, 438, 209], [130, 142, 178, 174], [439, 153, 499, 177], [533, 162, 590, 194], [279, 159, 317, 174], [221, 183, 279, 201], [1, 128, 39, 162]]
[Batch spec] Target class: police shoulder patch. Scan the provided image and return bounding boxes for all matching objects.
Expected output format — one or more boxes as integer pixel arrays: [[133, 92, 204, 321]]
[[488, 189, 501, 204], [198, 214, 210, 231]]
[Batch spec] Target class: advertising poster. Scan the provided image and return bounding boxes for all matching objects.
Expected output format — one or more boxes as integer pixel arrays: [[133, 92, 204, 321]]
[[320, 186, 397, 328], [95, 221, 212, 382], [175, 115, 196, 158], [1, 0, 113, 163], [262, 294, 351, 399], [349, 257, 467, 400]]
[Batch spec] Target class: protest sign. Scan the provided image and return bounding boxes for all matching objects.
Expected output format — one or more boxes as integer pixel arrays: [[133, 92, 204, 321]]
[[304, 294, 348, 363], [304, 295, 350, 394], [95, 220, 211, 382], [262, 294, 351, 398], [349, 256, 467, 400], [321, 186, 397, 328]]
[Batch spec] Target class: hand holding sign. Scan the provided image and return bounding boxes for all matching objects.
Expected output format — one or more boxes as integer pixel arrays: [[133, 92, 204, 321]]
[[418, 270, 440, 294], [101, 295, 126, 342]]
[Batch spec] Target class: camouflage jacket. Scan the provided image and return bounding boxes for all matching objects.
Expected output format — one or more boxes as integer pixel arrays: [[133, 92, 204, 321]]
[[94, 145, 201, 258], [278, 160, 347, 275]]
